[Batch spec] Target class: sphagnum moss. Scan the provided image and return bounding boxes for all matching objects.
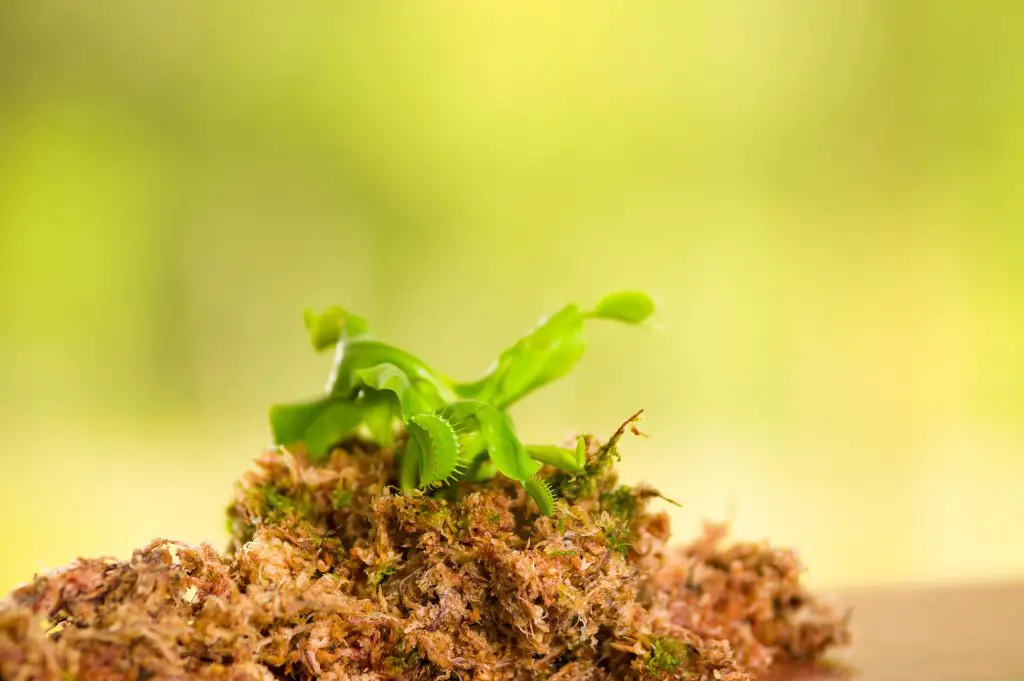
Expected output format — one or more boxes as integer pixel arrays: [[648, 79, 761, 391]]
[[0, 294, 850, 680]]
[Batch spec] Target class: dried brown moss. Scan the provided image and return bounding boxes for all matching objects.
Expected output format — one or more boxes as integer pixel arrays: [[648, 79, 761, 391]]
[[1, 436, 849, 680]]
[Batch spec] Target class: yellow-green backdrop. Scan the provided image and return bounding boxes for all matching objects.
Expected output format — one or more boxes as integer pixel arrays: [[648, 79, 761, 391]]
[[1, 2, 1022, 592]]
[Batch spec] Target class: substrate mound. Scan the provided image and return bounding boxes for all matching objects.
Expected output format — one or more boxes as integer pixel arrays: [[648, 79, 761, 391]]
[[0, 437, 850, 680]]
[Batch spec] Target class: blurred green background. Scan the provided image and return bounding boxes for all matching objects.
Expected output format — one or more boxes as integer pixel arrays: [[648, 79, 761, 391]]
[[1, 1, 1022, 592]]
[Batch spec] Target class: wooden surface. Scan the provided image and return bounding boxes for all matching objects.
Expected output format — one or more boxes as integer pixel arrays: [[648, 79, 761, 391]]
[[778, 581, 1024, 681]]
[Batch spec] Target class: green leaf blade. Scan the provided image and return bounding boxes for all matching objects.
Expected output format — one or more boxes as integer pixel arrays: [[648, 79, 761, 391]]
[[354, 362, 410, 396], [456, 305, 586, 409], [269, 397, 362, 461], [399, 436, 421, 490], [588, 291, 655, 324], [357, 391, 400, 445], [525, 445, 585, 474], [303, 306, 369, 351], [351, 361, 437, 420], [331, 340, 453, 404], [471, 402, 541, 481], [455, 293, 654, 410]]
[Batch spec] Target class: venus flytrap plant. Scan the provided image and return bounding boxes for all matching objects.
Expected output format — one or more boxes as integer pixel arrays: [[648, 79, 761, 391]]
[[270, 291, 655, 515], [3, 285, 851, 680]]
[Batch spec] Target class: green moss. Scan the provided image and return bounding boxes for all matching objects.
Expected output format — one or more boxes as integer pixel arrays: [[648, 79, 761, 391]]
[[544, 547, 577, 557], [601, 485, 638, 523], [421, 506, 452, 532], [367, 559, 398, 587], [256, 484, 316, 522], [555, 466, 601, 502], [330, 486, 353, 510], [604, 523, 633, 557], [225, 509, 255, 545], [645, 636, 693, 677], [555, 584, 584, 610], [385, 642, 422, 671]]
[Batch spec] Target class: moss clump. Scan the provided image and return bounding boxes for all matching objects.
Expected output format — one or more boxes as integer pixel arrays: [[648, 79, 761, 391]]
[[0, 427, 850, 681], [329, 484, 353, 510], [646, 636, 696, 677], [602, 484, 640, 522], [259, 483, 314, 521]]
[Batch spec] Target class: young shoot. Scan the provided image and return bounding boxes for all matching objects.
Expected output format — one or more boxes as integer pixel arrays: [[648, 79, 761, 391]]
[[269, 291, 655, 515]]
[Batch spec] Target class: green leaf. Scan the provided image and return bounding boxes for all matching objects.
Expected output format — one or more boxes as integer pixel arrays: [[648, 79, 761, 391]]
[[351, 362, 436, 419], [461, 453, 497, 482], [410, 413, 462, 486], [354, 362, 410, 397], [456, 305, 586, 409], [269, 398, 323, 446], [439, 399, 485, 423], [269, 397, 362, 461], [587, 291, 655, 324], [358, 391, 399, 445], [471, 402, 541, 481], [455, 292, 654, 410], [303, 306, 369, 351], [330, 340, 453, 404], [522, 478, 556, 516], [399, 439, 420, 490], [457, 428, 486, 461], [525, 445, 584, 473], [303, 401, 363, 459]]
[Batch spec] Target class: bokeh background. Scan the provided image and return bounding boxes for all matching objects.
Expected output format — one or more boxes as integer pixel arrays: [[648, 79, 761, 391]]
[[1, 2, 1022, 593]]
